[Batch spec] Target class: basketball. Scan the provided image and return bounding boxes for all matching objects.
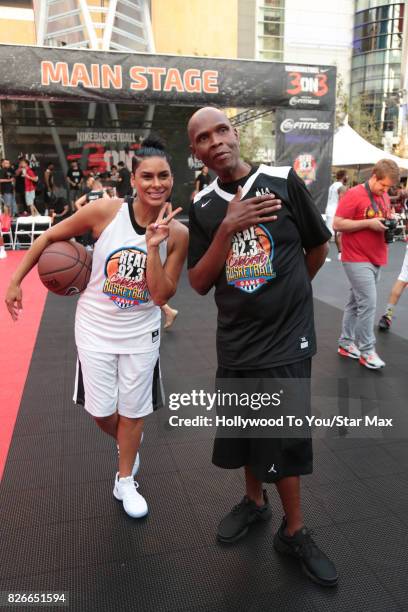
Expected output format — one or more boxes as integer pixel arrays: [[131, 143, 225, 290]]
[[37, 240, 92, 296]]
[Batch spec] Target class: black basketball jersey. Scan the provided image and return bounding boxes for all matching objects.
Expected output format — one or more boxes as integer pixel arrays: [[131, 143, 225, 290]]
[[188, 165, 331, 369]]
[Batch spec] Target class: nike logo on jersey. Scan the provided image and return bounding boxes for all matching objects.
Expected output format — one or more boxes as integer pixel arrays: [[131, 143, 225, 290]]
[[201, 199, 211, 208]]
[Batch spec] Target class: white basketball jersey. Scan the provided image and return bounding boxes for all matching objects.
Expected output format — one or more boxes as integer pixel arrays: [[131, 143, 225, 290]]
[[75, 199, 166, 353]]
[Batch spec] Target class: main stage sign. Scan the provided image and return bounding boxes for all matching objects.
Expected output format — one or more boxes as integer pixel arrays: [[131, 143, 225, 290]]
[[0, 44, 336, 109]]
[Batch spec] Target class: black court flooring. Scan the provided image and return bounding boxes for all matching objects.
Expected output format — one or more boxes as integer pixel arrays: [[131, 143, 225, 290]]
[[1, 268, 408, 611]]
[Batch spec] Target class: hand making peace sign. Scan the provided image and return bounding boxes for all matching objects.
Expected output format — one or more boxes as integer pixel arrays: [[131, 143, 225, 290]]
[[146, 202, 183, 248]]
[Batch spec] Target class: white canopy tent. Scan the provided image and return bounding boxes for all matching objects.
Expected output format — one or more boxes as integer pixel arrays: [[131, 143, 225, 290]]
[[332, 123, 408, 170]]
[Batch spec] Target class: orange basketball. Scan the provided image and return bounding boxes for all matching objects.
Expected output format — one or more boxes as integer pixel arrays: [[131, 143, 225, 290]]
[[37, 241, 92, 296]]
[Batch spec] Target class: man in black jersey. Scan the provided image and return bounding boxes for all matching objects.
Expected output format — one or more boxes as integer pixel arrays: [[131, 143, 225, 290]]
[[187, 107, 337, 587]]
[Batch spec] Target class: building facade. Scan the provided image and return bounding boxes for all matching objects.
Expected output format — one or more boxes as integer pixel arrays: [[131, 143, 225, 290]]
[[1, 0, 406, 183], [235, 0, 354, 162], [350, 0, 406, 148], [0, 1, 35, 45]]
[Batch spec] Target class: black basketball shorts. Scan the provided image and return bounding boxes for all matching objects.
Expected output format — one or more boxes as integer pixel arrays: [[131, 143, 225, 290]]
[[212, 359, 313, 483]]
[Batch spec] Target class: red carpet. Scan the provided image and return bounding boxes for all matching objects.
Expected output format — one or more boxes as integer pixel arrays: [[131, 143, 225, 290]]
[[0, 251, 47, 480]]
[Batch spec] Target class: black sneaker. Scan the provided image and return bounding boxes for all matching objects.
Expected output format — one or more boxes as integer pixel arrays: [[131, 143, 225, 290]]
[[378, 314, 392, 331], [273, 517, 338, 587], [217, 490, 272, 543]]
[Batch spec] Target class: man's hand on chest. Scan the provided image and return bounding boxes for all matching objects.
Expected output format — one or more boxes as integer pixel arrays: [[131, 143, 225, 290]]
[[222, 186, 282, 234]]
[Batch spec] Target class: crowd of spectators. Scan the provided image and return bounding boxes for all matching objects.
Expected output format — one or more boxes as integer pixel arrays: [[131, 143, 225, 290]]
[[0, 156, 135, 233]]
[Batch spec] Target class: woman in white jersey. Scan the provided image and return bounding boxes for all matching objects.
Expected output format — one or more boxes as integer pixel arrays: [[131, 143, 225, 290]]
[[5, 138, 189, 519]]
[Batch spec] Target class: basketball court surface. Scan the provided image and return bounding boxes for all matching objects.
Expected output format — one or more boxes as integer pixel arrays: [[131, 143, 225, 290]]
[[1, 243, 408, 611]]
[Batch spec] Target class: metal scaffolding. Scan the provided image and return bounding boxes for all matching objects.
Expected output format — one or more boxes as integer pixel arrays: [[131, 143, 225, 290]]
[[33, 0, 156, 172], [35, 0, 154, 52], [230, 108, 275, 128]]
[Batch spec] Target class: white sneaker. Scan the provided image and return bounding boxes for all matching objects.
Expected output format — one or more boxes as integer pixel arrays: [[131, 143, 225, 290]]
[[338, 342, 361, 359], [113, 473, 148, 518], [359, 352, 385, 369]]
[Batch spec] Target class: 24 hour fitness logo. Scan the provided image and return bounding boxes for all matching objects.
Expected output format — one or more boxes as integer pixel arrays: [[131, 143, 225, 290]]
[[289, 96, 320, 107], [280, 118, 331, 133], [226, 224, 276, 294], [103, 247, 150, 309]]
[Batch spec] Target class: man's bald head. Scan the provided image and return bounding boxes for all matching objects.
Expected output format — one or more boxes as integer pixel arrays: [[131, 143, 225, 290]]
[[187, 107, 232, 142], [187, 106, 245, 180]]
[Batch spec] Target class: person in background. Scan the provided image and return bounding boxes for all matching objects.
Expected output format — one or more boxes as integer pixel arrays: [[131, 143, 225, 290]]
[[116, 161, 133, 198], [109, 165, 119, 197], [325, 170, 348, 234], [66, 160, 84, 210], [50, 196, 70, 225], [334, 159, 399, 369], [0, 159, 16, 217], [0, 202, 12, 251], [75, 177, 109, 250], [14, 157, 28, 215], [378, 241, 408, 332], [75, 177, 106, 210], [195, 165, 211, 193], [324, 170, 348, 261], [18, 159, 39, 216], [44, 162, 56, 213], [105, 187, 116, 199], [110, 164, 119, 181]]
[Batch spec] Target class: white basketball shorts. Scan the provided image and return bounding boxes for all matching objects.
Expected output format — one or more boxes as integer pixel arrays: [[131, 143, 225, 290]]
[[73, 347, 163, 418]]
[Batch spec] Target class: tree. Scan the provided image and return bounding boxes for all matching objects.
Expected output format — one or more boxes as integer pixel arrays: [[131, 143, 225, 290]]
[[335, 71, 383, 147], [335, 72, 349, 128], [394, 132, 408, 158], [349, 94, 383, 147], [238, 122, 265, 163]]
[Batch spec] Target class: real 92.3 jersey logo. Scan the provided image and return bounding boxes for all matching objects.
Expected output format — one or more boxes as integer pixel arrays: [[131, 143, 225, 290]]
[[225, 225, 276, 294], [102, 247, 150, 309]]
